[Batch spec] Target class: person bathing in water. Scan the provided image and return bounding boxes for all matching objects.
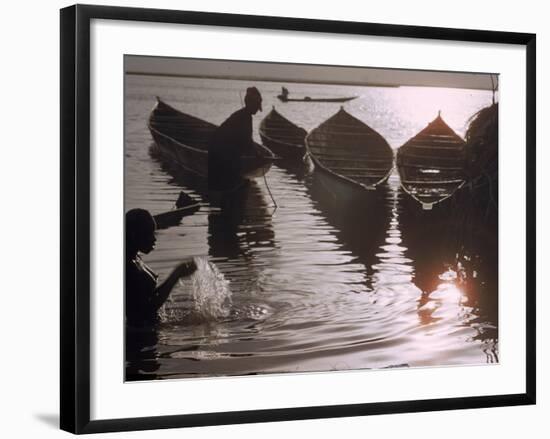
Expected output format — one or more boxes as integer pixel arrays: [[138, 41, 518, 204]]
[[209, 86, 263, 191], [125, 208, 197, 327]]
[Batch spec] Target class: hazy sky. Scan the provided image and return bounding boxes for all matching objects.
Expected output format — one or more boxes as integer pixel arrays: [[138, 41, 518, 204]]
[[125, 55, 496, 90]]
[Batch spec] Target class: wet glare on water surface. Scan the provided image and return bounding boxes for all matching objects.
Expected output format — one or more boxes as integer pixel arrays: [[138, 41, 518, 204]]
[[125, 75, 498, 380]]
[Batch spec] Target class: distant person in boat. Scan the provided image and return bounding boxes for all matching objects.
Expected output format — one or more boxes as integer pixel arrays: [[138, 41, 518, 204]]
[[279, 86, 289, 101], [125, 208, 197, 327], [209, 86, 263, 191]]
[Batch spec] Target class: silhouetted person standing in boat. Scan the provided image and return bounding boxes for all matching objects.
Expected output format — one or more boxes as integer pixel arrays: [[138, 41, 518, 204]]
[[125, 208, 197, 327], [209, 87, 263, 191]]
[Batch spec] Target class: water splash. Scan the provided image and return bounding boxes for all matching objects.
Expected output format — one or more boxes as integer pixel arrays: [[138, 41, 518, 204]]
[[158, 257, 232, 325], [188, 257, 232, 323]]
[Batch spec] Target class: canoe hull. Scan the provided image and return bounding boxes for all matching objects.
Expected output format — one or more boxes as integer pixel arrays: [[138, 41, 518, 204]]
[[259, 132, 306, 162], [259, 107, 307, 164], [396, 114, 467, 211], [305, 107, 394, 206], [149, 127, 208, 177], [148, 98, 275, 190], [306, 155, 387, 208]]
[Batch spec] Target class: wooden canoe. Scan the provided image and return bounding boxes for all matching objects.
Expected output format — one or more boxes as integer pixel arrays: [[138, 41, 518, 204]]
[[259, 107, 307, 161], [148, 97, 274, 185], [277, 95, 358, 103], [305, 107, 393, 203], [277, 87, 357, 103], [396, 113, 466, 210]]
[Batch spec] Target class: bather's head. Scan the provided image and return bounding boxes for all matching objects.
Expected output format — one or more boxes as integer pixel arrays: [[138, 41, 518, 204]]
[[126, 208, 157, 257], [244, 86, 262, 114]]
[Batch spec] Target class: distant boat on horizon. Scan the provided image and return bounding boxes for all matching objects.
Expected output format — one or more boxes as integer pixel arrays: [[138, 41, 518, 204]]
[[277, 86, 357, 103]]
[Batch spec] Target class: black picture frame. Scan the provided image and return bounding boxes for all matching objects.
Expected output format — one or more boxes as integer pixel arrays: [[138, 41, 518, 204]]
[[60, 4, 536, 434]]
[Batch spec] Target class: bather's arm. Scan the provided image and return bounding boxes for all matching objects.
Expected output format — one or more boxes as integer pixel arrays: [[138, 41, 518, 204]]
[[151, 258, 197, 311]]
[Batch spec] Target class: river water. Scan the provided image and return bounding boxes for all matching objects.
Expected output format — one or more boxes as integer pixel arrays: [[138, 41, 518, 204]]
[[125, 74, 498, 380]]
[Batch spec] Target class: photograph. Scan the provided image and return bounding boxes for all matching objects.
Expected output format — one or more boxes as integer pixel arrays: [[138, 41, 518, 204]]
[[124, 55, 499, 381]]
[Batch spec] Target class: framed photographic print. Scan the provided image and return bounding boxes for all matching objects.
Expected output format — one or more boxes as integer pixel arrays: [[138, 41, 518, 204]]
[[60, 4, 536, 434]]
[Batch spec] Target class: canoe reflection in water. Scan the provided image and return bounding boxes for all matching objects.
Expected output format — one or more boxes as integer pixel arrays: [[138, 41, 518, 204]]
[[306, 171, 390, 282], [398, 183, 498, 362], [208, 182, 276, 261], [308, 169, 498, 364]]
